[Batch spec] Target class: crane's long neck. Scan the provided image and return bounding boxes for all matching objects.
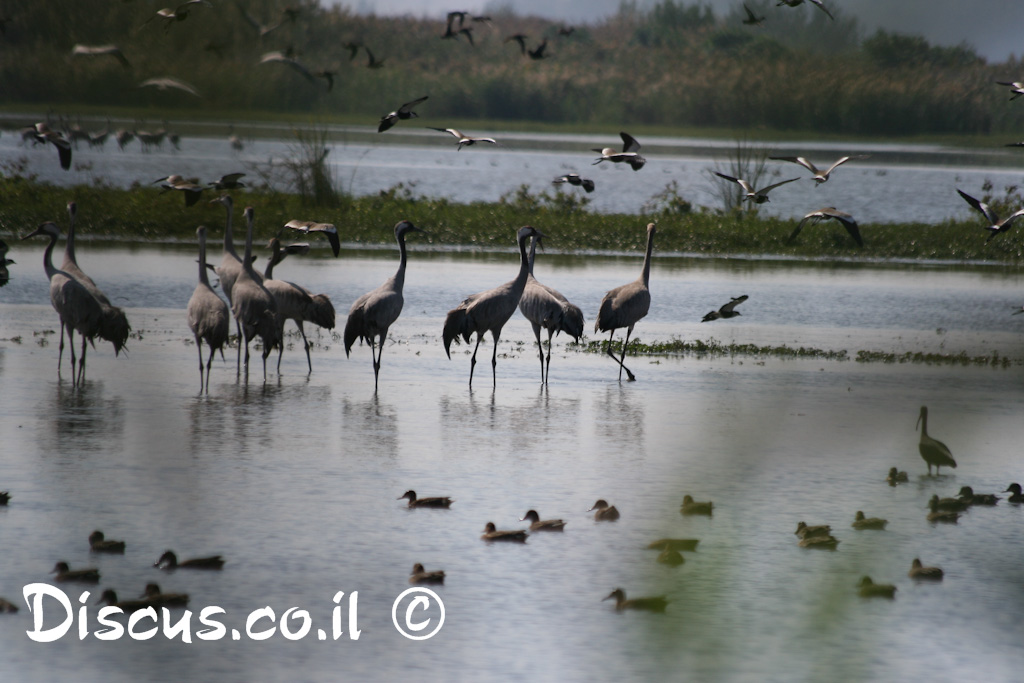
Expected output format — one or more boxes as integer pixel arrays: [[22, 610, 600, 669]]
[[198, 230, 211, 286], [919, 411, 928, 437], [63, 207, 78, 268], [394, 231, 409, 291], [527, 236, 537, 276], [514, 232, 531, 292], [223, 204, 239, 258], [640, 228, 655, 288], [242, 211, 255, 276], [42, 231, 59, 280]]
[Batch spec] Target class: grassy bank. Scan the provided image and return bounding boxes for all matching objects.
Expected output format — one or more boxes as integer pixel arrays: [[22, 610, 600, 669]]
[[2, 179, 1022, 264]]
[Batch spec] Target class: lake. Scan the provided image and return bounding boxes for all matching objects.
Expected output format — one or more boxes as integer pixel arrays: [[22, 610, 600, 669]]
[[1, 240, 1023, 682]]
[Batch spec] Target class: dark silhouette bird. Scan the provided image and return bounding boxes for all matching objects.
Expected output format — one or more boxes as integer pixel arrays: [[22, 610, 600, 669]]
[[430, 127, 497, 150], [958, 485, 999, 506], [520, 510, 566, 531], [143, 0, 211, 28], [557, 25, 575, 36], [153, 174, 204, 206], [927, 496, 961, 523], [96, 589, 159, 612], [481, 522, 528, 543], [770, 155, 868, 185], [956, 188, 1024, 242], [52, 561, 100, 583], [552, 174, 595, 193], [31, 122, 72, 170], [518, 234, 585, 384], [777, 0, 833, 20], [232, 207, 281, 380], [713, 172, 798, 203], [505, 34, 528, 55], [593, 132, 645, 170], [595, 222, 656, 381], [409, 563, 445, 585], [209, 173, 246, 191], [155, 550, 224, 570], [908, 558, 944, 580], [443, 226, 543, 388], [259, 51, 317, 84], [137, 77, 201, 97], [857, 576, 895, 599], [89, 530, 126, 554], [886, 467, 908, 484], [378, 96, 429, 133], [446, 10, 468, 30], [342, 41, 362, 60], [115, 128, 135, 150], [996, 80, 1024, 100], [917, 406, 956, 475], [701, 295, 748, 322], [21, 222, 103, 384], [799, 535, 839, 548], [742, 3, 765, 25], [71, 44, 131, 69], [1004, 482, 1024, 503], [188, 226, 230, 391], [0, 491, 10, 505], [0, 239, 13, 287], [364, 47, 385, 69], [589, 499, 620, 521], [263, 238, 335, 374], [794, 522, 831, 539], [527, 39, 549, 60], [139, 583, 190, 607], [344, 220, 423, 391], [929, 493, 967, 513], [282, 220, 341, 256], [398, 490, 453, 508], [789, 207, 862, 247], [681, 494, 714, 516], [852, 510, 888, 530], [603, 589, 668, 613]]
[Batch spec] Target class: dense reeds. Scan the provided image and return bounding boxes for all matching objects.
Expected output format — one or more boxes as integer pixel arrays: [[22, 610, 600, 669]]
[[3, 1, 1022, 137]]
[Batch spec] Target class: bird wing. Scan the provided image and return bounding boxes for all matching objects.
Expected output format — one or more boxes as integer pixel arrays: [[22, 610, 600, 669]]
[[219, 172, 245, 184], [138, 78, 200, 96], [1002, 207, 1024, 227], [758, 177, 800, 194], [398, 95, 429, 115], [821, 209, 862, 246], [788, 215, 813, 243], [823, 155, 867, 176], [283, 221, 340, 256], [743, 4, 759, 21], [430, 127, 462, 139], [581, 179, 595, 192], [619, 132, 641, 153], [957, 189, 998, 224], [771, 156, 817, 174], [808, 0, 834, 20], [713, 171, 743, 188], [720, 295, 749, 314]]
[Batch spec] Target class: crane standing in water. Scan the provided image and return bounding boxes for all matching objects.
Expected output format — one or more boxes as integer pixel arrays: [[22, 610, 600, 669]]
[[595, 223, 656, 381], [187, 226, 230, 392], [231, 207, 280, 381], [917, 406, 957, 475]]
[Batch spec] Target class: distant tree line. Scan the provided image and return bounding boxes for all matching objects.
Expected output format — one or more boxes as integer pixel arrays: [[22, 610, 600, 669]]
[[2, 0, 1021, 136]]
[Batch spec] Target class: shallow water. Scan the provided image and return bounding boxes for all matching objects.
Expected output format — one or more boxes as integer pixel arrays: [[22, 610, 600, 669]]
[[5, 120, 1024, 224], [1, 244, 1024, 681]]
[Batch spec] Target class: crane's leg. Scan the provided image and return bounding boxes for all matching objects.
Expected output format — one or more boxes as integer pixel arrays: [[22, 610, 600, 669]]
[[619, 326, 636, 382], [58, 320, 66, 377], [490, 329, 501, 389], [276, 323, 286, 373], [67, 327, 77, 386], [235, 318, 242, 375], [205, 341, 214, 393], [195, 333, 205, 392], [469, 333, 484, 388], [242, 330, 251, 381], [545, 329, 555, 385], [531, 323, 544, 384], [373, 333, 386, 393], [78, 334, 88, 385], [298, 322, 312, 374]]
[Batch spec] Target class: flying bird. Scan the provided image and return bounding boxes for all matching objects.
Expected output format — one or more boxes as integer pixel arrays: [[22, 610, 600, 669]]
[[209, 173, 246, 190], [956, 188, 1024, 242], [789, 207, 863, 247], [527, 39, 549, 60], [259, 51, 315, 83], [997, 81, 1024, 100], [143, 0, 211, 28], [378, 96, 429, 133], [152, 174, 204, 207], [430, 127, 497, 150], [282, 220, 341, 256], [137, 77, 201, 97], [701, 295, 748, 322], [71, 44, 131, 69], [31, 123, 72, 170], [552, 174, 595, 193], [777, 0, 833, 20], [505, 34, 528, 55], [595, 223, 656, 381], [364, 47, 385, 69], [742, 4, 765, 25], [769, 155, 868, 185], [713, 172, 798, 203], [593, 132, 646, 170], [234, 0, 285, 36]]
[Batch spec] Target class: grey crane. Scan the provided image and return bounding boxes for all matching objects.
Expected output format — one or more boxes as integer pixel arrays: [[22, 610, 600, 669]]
[[210, 195, 248, 373], [443, 225, 543, 388], [263, 238, 335, 374], [62, 202, 131, 358], [595, 222, 656, 381], [344, 220, 424, 391], [518, 234, 585, 384], [917, 406, 957, 475], [0, 238, 13, 287], [232, 206, 280, 380], [21, 222, 103, 385], [187, 226, 230, 392]]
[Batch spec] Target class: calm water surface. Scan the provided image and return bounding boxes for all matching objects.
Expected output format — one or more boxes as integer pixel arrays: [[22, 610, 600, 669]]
[[1, 244, 1024, 681]]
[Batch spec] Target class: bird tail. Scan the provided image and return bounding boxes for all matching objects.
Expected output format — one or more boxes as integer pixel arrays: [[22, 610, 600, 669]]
[[442, 306, 469, 359], [99, 304, 131, 356], [343, 305, 363, 357], [559, 302, 585, 342], [310, 294, 335, 330]]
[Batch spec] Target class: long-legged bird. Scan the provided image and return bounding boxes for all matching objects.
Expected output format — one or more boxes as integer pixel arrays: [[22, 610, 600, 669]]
[[187, 226, 230, 392], [232, 207, 280, 380], [595, 223, 656, 381], [917, 406, 957, 475]]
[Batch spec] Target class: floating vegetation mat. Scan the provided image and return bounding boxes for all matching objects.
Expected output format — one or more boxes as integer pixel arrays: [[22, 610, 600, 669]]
[[573, 337, 1022, 368]]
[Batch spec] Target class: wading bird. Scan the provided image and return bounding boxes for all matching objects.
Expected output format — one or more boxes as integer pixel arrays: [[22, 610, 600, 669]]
[[143, 0, 211, 29], [518, 234, 585, 384], [344, 220, 423, 391], [22, 222, 103, 385], [263, 238, 335, 374], [769, 155, 868, 185], [505, 34, 528, 55], [777, 0, 833, 20], [713, 172, 798, 203], [0, 239, 12, 286], [701, 295, 748, 322], [209, 173, 246, 191], [210, 195, 247, 372], [789, 207, 863, 247], [378, 96, 429, 133], [552, 174, 595, 193], [593, 132, 646, 170], [364, 47, 385, 69], [232, 207, 281, 380], [603, 589, 668, 613], [956, 188, 1024, 242], [187, 226, 230, 391], [527, 39, 549, 60], [917, 406, 957, 475], [430, 127, 497, 150], [443, 226, 543, 388], [71, 44, 131, 69], [258, 51, 320, 85], [595, 222, 656, 381]]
